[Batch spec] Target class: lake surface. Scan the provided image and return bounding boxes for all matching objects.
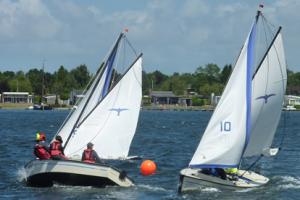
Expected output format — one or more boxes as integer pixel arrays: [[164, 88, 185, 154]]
[[0, 110, 299, 199]]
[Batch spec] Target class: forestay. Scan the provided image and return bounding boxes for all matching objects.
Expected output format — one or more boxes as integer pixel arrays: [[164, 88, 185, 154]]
[[243, 31, 287, 157], [189, 24, 256, 168]]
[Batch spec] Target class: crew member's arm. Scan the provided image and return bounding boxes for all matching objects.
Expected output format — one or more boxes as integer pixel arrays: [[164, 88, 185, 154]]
[[92, 151, 104, 164]]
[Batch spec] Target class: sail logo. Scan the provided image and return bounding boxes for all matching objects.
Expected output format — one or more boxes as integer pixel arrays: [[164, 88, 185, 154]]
[[109, 108, 129, 116], [256, 94, 276, 103]]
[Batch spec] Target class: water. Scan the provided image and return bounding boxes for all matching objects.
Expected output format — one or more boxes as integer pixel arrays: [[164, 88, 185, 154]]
[[0, 110, 299, 199]]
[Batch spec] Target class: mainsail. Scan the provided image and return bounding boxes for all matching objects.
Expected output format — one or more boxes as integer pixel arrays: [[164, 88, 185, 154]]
[[244, 29, 287, 157], [189, 11, 286, 168], [54, 33, 142, 159]]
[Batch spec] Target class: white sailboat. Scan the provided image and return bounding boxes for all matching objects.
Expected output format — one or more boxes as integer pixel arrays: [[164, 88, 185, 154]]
[[179, 8, 287, 191], [25, 32, 143, 187]]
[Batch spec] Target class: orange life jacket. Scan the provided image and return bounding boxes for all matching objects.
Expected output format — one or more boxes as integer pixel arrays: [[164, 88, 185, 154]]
[[34, 144, 51, 160], [50, 140, 63, 156], [83, 149, 96, 163]]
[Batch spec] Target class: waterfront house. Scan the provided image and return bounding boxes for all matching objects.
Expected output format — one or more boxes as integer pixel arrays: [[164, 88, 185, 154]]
[[149, 91, 192, 106], [1, 92, 33, 103]]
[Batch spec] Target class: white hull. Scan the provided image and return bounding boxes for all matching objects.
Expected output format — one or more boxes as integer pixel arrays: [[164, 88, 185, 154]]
[[178, 168, 269, 192], [24, 160, 134, 187]]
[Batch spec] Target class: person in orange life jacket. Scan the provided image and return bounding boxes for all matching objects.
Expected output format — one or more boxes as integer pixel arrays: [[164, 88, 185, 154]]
[[34, 132, 51, 160], [81, 142, 103, 164], [50, 135, 68, 160]]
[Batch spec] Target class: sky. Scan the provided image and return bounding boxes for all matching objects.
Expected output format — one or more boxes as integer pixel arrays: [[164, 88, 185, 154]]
[[0, 0, 299, 74]]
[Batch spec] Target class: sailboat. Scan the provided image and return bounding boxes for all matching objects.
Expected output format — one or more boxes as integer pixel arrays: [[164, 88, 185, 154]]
[[25, 31, 143, 187], [33, 61, 53, 110], [179, 7, 287, 191]]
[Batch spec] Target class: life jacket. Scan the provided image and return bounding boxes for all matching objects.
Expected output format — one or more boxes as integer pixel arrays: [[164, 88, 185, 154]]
[[34, 144, 51, 160], [50, 140, 63, 156], [83, 149, 96, 163], [224, 168, 238, 174]]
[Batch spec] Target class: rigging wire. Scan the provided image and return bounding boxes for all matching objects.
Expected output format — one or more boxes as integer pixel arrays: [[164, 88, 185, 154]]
[[278, 110, 289, 151], [241, 155, 263, 177], [124, 36, 138, 57]]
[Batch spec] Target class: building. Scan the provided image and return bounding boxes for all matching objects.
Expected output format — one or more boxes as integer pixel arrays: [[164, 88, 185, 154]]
[[284, 95, 300, 106], [44, 95, 70, 105], [149, 91, 192, 106], [1, 92, 33, 103], [211, 93, 221, 106], [70, 89, 85, 105], [150, 91, 177, 105]]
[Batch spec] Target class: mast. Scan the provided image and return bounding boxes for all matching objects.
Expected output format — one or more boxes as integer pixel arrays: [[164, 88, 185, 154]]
[[63, 33, 124, 148], [42, 60, 45, 111], [242, 9, 259, 155]]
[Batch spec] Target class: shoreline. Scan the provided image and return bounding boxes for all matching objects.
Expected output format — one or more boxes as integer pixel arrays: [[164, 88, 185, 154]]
[[0, 103, 299, 111]]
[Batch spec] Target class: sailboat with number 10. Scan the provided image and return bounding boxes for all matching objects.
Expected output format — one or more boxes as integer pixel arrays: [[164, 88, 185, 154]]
[[179, 6, 287, 191]]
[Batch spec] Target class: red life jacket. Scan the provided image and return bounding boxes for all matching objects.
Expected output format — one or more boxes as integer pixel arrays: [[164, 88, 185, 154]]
[[83, 149, 96, 163], [35, 144, 51, 160], [50, 140, 63, 156]]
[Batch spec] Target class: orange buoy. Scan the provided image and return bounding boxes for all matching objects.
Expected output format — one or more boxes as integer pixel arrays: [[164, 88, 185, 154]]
[[140, 160, 157, 176]]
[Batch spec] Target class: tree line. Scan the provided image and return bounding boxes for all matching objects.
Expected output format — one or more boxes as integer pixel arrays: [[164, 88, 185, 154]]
[[0, 63, 299, 103], [0, 65, 91, 101]]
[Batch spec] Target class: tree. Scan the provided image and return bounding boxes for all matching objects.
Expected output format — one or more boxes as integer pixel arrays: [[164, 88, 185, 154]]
[[149, 70, 169, 88], [9, 71, 32, 92], [142, 70, 151, 95], [0, 72, 10, 92], [70, 64, 91, 89], [220, 64, 232, 84], [26, 69, 43, 95], [196, 63, 221, 84]]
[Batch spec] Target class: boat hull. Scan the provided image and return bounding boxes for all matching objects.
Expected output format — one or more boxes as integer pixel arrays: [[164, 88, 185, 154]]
[[178, 168, 269, 192], [24, 160, 134, 187]]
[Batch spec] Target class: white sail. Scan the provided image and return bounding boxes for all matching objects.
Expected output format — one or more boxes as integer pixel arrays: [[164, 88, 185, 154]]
[[64, 57, 142, 159], [55, 35, 123, 145], [189, 36, 252, 168], [244, 32, 287, 157], [55, 66, 106, 144]]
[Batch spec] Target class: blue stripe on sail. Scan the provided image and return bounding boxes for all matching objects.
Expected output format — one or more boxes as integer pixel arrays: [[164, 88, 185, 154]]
[[189, 164, 238, 169], [101, 46, 118, 98], [244, 23, 256, 151]]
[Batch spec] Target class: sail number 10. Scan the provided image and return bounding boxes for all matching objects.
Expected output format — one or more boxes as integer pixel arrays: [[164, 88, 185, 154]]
[[220, 121, 231, 132]]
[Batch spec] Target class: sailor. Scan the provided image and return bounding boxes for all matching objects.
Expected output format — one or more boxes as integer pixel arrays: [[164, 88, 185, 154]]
[[34, 132, 51, 160], [50, 135, 68, 160], [201, 168, 227, 180], [81, 142, 103, 164], [224, 168, 238, 180]]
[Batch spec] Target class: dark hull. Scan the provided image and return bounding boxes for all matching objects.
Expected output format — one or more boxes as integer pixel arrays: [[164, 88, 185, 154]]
[[26, 172, 116, 187], [24, 160, 134, 188]]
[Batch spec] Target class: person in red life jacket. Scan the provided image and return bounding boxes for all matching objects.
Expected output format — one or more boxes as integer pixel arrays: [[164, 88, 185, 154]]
[[33, 132, 51, 160], [81, 142, 103, 164], [50, 135, 68, 160]]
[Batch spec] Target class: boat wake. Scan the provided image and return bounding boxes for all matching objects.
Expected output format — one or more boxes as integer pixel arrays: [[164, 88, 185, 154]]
[[276, 176, 300, 189], [200, 187, 220, 192], [16, 167, 27, 182], [235, 188, 256, 193], [137, 184, 169, 192]]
